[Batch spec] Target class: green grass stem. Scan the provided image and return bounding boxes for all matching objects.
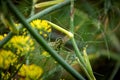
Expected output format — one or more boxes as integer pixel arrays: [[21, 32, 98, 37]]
[[47, 21, 74, 38], [0, 32, 14, 48], [109, 62, 120, 80]]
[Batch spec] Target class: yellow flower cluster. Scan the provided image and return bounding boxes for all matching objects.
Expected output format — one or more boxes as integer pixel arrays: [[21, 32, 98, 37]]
[[30, 19, 52, 37], [42, 51, 50, 57], [0, 50, 17, 69], [18, 64, 43, 80], [4, 35, 34, 56], [0, 35, 4, 40], [0, 34, 7, 41]]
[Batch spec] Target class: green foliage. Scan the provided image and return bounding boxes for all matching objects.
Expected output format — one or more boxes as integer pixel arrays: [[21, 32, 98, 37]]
[[15, 0, 33, 17], [0, 0, 120, 80]]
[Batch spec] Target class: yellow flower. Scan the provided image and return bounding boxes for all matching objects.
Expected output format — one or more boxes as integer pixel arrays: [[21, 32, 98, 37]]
[[0, 34, 7, 41], [0, 35, 3, 40], [18, 64, 43, 79], [0, 49, 17, 69], [30, 19, 52, 37], [42, 51, 50, 57], [4, 35, 34, 56]]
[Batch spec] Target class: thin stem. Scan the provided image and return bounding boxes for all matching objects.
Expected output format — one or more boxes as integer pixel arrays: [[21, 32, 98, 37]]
[[71, 38, 91, 79], [35, 0, 64, 8], [70, 0, 95, 80], [47, 21, 74, 38], [29, 0, 36, 17], [0, 32, 14, 48], [70, 0, 86, 75], [70, 0, 85, 66], [70, 0, 84, 65], [42, 65, 61, 80], [97, 21, 110, 59], [71, 38, 85, 65], [109, 62, 120, 80], [107, 29, 120, 53], [70, 0, 74, 33], [8, 62, 23, 80], [83, 46, 96, 80], [8, 50, 30, 79], [6, 0, 85, 80]]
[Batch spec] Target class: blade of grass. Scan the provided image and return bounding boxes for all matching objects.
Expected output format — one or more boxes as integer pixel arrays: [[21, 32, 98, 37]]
[[71, 38, 92, 79], [35, 0, 64, 8], [83, 46, 96, 80]]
